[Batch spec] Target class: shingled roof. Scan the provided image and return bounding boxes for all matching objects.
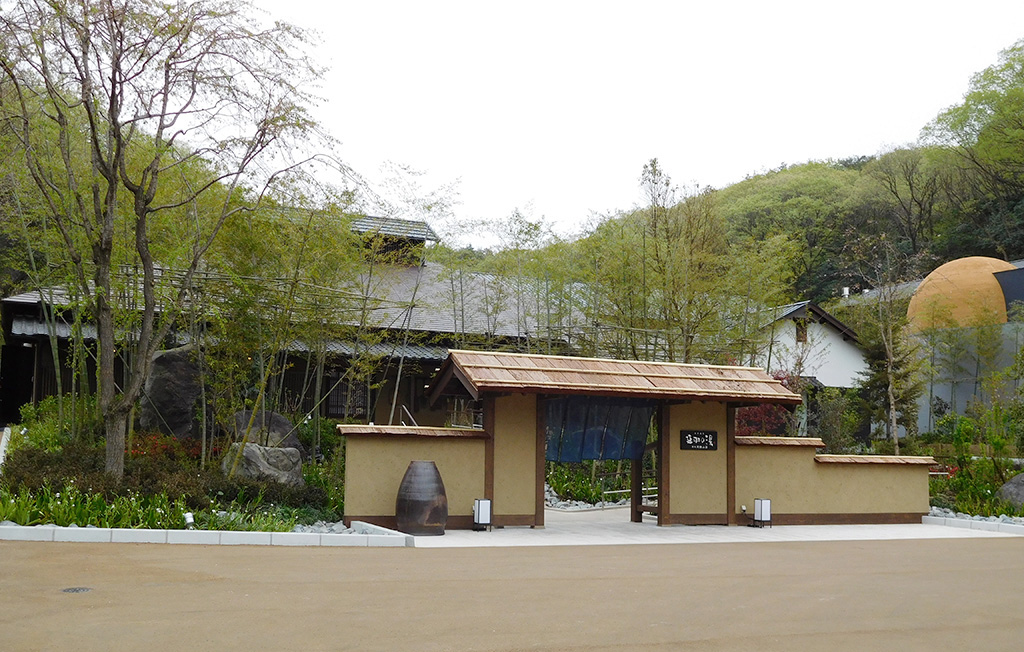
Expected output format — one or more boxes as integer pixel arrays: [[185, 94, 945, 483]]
[[428, 350, 802, 405], [350, 215, 439, 241]]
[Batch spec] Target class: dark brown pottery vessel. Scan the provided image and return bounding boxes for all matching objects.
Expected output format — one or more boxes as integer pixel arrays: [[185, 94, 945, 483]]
[[395, 460, 448, 535]]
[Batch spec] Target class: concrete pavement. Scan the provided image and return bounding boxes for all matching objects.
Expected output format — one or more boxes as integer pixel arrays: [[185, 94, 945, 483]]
[[412, 506, 1018, 547]]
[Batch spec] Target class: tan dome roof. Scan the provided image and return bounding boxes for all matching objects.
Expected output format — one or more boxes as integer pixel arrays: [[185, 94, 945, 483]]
[[907, 256, 1015, 331]]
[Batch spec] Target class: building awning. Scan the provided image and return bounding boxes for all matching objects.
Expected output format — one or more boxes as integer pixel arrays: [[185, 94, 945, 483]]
[[10, 316, 96, 340], [428, 350, 802, 406], [307, 340, 449, 361]]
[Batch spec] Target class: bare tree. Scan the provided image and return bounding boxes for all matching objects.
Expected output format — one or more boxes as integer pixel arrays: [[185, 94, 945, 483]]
[[1, 0, 325, 476], [867, 148, 944, 255]]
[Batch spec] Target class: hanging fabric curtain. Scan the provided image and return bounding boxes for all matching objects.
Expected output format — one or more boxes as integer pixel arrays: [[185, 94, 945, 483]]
[[544, 396, 654, 462]]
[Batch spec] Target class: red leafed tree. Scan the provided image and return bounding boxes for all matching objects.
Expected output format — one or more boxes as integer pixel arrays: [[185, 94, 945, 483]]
[[735, 371, 798, 436]]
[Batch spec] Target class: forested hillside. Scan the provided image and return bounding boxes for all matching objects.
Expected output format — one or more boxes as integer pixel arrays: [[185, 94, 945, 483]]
[[494, 36, 1024, 307], [717, 37, 1024, 302]]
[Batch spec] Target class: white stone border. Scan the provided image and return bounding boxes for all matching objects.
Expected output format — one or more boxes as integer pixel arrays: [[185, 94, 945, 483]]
[[922, 515, 1024, 536], [0, 521, 413, 547]]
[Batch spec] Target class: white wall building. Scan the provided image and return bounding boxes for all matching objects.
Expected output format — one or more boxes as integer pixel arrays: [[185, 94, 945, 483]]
[[761, 301, 867, 389]]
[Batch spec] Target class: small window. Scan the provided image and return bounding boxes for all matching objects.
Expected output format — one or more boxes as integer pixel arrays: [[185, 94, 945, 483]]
[[795, 319, 808, 343], [325, 379, 368, 419]]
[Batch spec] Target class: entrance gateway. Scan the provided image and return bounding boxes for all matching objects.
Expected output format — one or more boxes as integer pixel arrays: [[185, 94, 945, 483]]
[[340, 350, 934, 530]]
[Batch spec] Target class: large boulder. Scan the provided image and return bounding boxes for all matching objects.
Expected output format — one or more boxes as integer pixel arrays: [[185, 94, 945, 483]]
[[141, 345, 202, 438], [997, 472, 1024, 509], [233, 410, 308, 459], [222, 443, 305, 488]]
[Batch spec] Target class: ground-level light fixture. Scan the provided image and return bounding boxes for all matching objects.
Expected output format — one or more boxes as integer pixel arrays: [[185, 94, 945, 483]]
[[753, 498, 772, 528], [473, 498, 492, 532]]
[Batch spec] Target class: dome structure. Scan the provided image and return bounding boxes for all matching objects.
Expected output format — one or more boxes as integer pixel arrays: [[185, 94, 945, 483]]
[[907, 256, 1016, 331]]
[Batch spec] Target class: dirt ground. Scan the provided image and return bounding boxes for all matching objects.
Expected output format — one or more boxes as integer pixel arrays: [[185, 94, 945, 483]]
[[1, 537, 1022, 651]]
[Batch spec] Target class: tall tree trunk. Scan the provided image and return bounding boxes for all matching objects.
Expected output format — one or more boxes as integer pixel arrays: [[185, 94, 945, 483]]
[[104, 410, 127, 477], [887, 355, 900, 455]]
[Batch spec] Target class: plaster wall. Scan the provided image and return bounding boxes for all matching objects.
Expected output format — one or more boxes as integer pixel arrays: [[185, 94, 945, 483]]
[[735, 446, 930, 516], [492, 393, 538, 518], [344, 436, 485, 519], [667, 402, 728, 520]]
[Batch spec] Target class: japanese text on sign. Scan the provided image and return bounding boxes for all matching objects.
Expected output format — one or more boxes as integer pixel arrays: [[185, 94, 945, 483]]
[[680, 430, 718, 451]]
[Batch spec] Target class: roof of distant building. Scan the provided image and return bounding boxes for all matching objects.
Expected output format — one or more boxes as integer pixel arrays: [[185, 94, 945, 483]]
[[350, 215, 438, 242], [766, 300, 860, 343]]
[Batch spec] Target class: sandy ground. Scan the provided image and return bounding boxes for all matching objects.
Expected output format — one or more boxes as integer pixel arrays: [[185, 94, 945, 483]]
[[1, 537, 1023, 651]]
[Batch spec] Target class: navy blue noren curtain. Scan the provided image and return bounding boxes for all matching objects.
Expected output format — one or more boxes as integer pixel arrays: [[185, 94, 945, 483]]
[[544, 396, 654, 462]]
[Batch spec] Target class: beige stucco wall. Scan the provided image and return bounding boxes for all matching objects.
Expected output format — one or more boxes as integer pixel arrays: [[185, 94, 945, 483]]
[[344, 436, 485, 518], [667, 402, 729, 516], [735, 446, 930, 515], [492, 393, 537, 516]]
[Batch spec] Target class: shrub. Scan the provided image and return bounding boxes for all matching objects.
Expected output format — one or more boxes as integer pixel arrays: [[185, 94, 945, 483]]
[[303, 455, 345, 520], [0, 483, 305, 531], [872, 436, 923, 456], [0, 435, 333, 524], [12, 393, 100, 453], [546, 461, 638, 504], [929, 457, 1023, 517], [295, 415, 342, 460]]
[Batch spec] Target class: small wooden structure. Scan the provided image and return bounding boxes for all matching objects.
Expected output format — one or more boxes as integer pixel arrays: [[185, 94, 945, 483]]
[[341, 350, 934, 529]]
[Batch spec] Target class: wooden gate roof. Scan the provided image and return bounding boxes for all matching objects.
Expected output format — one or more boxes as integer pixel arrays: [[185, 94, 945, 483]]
[[427, 350, 802, 405]]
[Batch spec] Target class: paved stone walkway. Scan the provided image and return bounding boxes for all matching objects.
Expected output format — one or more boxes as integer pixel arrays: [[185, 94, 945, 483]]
[[412, 507, 1016, 547]]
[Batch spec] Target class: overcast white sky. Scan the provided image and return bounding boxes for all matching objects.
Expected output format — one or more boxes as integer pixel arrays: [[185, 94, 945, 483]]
[[256, 0, 1024, 239]]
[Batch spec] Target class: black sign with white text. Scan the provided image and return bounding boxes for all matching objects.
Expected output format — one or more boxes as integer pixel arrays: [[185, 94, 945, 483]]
[[680, 430, 718, 451]]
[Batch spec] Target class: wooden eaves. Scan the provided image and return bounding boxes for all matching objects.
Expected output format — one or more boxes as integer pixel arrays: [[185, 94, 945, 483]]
[[427, 350, 802, 406]]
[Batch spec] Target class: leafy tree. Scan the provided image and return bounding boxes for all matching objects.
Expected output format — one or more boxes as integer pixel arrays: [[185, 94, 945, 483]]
[[856, 316, 924, 447], [925, 37, 1024, 200], [843, 238, 925, 452], [809, 387, 859, 453], [717, 162, 859, 301], [0, 0, 325, 477], [568, 160, 796, 364]]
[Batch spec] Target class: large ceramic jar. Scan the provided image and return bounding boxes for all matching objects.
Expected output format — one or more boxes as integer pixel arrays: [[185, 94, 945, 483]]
[[395, 460, 448, 535]]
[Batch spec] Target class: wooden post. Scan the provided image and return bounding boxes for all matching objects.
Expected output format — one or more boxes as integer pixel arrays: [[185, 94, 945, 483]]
[[535, 395, 545, 528], [630, 457, 643, 522], [657, 404, 671, 526], [726, 404, 737, 526], [483, 395, 495, 502]]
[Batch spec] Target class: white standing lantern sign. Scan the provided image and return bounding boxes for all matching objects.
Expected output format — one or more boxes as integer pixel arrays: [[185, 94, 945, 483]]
[[753, 498, 772, 528], [473, 498, 492, 531]]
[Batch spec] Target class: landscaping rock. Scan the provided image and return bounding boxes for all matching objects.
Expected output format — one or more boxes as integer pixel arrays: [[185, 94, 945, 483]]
[[233, 410, 308, 460], [221, 443, 305, 488], [140, 345, 202, 439], [996, 472, 1024, 509]]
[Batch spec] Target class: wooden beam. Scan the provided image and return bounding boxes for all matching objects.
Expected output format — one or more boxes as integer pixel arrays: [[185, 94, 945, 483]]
[[483, 395, 495, 502], [726, 405, 737, 526], [630, 457, 643, 523], [658, 404, 671, 527], [535, 395, 545, 528]]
